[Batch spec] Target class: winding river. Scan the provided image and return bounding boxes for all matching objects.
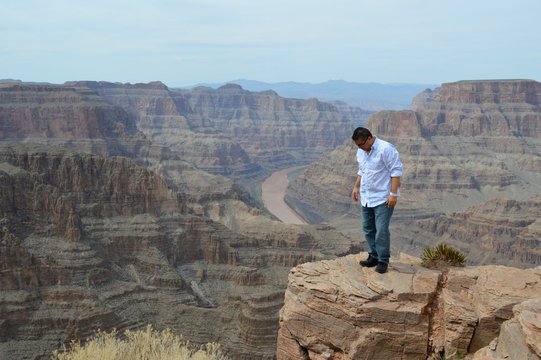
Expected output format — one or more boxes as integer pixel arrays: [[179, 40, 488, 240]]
[[261, 166, 308, 225]]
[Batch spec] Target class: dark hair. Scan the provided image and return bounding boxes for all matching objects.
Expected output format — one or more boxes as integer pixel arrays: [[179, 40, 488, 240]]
[[351, 127, 372, 141]]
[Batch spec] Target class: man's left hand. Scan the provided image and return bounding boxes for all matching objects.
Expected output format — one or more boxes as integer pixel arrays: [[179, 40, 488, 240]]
[[387, 195, 398, 208]]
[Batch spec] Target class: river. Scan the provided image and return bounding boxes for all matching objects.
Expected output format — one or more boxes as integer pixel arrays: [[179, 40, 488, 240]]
[[261, 166, 308, 225]]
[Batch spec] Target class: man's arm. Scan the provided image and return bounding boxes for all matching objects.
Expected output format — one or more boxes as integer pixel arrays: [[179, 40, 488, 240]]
[[387, 176, 401, 208], [352, 175, 361, 201], [390, 176, 400, 194]]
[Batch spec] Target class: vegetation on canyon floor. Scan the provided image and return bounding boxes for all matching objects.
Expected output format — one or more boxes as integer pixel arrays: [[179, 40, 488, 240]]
[[51, 325, 229, 360], [421, 243, 466, 269]]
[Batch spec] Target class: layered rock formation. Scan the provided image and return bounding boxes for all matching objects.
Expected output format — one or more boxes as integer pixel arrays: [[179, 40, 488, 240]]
[[277, 253, 541, 359], [0, 83, 137, 140], [64, 81, 355, 179], [413, 80, 541, 137], [473, 297, 541, 360], [316, 100, 372, 128], [0, 83, 150, 162], [414, 197, 541, 266], [1, 79, 357, 185], [0, 146, 358, 359], [286, 79, 541, 268], [0, 80, 376, 359]]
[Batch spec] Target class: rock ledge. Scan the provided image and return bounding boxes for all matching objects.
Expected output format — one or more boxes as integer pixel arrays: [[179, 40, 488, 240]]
[[277, 253, 541, 359]]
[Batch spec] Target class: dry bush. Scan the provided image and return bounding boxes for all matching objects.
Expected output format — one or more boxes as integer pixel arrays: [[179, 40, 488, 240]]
[[51, 325, 229, 360]]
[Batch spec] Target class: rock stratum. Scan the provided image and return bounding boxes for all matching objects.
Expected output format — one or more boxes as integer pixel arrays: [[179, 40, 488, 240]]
[[66, 81, 357, 179], [286, 79, 541, 268], [0, 81, 361, 359], [1, 80, 358, 182], [277, 253, 541, 359], [0, 147, 358, 359]]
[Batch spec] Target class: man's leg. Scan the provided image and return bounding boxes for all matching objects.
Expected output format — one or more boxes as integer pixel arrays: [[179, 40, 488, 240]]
[[373, 203, 394, 264], [361, 205, 378, 259]]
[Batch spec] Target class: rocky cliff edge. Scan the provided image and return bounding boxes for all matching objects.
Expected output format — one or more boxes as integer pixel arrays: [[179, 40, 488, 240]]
[[277, 253, 541, 359]]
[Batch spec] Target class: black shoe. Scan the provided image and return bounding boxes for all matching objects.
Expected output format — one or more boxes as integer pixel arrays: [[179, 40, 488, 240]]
[[360, 255, 378, 267], [375, 262, 388, 274]]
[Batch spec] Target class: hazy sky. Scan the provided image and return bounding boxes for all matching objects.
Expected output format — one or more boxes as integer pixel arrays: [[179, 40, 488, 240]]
[[2, 0, 540, 86]]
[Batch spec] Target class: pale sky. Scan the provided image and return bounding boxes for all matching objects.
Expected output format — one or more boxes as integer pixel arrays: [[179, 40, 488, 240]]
[[1, 0, 540, 86]]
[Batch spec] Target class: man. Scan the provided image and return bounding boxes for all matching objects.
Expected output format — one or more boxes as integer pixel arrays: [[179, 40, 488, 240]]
[[351, 127, 403, 274]]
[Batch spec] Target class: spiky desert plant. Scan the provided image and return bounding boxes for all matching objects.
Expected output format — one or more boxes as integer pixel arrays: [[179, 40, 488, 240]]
[[51, 325, 229, 360], [421, 243, 466, 269]]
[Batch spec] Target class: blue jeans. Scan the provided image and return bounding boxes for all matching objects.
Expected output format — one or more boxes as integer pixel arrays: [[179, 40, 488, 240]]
[[360, 203, 394, 264]]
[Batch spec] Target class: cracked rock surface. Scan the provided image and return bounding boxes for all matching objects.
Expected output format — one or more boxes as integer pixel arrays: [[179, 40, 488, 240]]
[[277, 253, 541, 360]]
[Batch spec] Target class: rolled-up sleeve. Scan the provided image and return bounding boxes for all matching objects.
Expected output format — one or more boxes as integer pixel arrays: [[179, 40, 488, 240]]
[[384, 146, 403, 177]]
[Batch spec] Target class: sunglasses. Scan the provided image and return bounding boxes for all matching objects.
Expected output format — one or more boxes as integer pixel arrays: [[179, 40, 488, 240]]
[[355, 137, 370, 148]]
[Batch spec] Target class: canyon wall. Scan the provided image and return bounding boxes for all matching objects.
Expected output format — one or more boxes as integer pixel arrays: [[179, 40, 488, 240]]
[[0, 81, 362, 359], [0, 147, 358, 359], [1, 80, 357, 181], [0, 83, 137, 140], [66, 81, 356, 179]]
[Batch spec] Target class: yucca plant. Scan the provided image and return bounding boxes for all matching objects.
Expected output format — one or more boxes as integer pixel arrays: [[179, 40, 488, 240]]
[[421, 243, 466, 269]]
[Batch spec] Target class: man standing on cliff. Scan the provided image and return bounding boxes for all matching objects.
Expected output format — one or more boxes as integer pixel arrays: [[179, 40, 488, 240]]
[[351, 127, 403, 274]]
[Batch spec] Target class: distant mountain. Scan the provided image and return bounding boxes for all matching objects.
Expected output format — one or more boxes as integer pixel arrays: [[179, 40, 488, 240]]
[[0, 79, 22, 83], [185, 79, 438, 110], [0, 79, 54, 85]]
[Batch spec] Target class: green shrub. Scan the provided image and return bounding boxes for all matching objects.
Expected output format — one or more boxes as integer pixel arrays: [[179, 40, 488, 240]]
[[51, 325, 229, 360], [421, 243, 466, 269]]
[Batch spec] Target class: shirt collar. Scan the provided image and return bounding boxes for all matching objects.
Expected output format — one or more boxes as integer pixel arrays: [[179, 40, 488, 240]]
[[366, 136, 378, 153]]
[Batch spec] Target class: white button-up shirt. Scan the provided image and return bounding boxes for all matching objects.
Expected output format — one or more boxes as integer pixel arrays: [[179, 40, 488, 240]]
[[356, 137, 403, 207]]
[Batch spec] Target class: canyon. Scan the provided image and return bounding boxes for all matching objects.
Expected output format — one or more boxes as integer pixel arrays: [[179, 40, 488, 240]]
[[1, 79, 540, 359], [0, 145, 357, 359], [0, 81, 360, 359]]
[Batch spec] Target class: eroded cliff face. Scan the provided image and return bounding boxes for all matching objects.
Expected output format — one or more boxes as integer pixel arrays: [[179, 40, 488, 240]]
[[415, 197, 541, 266], [412, 80, 541, 137], [0, 83, 135, 140], [0, 83, 149, 159], [277, 253, 541, 360], [286, 79, 541, 268], [0, 146, 358, 359], [1, 80, 356, 181], [177, 84, 351, 152], [66, 81, 355, 178]]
